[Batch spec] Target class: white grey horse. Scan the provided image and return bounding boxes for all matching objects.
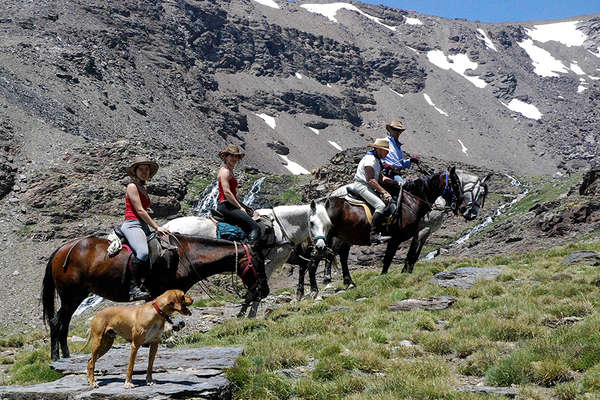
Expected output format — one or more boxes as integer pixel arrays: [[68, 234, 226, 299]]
[[163, 201, 332, 315]]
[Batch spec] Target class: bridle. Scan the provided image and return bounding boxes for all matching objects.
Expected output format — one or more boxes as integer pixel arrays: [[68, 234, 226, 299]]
[[460, 178, 488, 214]]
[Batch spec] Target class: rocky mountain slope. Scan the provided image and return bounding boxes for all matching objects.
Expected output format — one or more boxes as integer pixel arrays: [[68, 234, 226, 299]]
[[0, 0, 599, 334]]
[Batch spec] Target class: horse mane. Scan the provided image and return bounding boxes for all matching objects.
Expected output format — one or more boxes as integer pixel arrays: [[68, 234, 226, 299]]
[[404, 172, 442, 203]]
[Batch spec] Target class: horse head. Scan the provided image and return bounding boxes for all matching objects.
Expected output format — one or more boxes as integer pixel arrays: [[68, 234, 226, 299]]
[[455, 170, 490, 221], [309, 200, 332, 253]]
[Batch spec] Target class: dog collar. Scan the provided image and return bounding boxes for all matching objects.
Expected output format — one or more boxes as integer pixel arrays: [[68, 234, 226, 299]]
[[152, 300, 173, 324]]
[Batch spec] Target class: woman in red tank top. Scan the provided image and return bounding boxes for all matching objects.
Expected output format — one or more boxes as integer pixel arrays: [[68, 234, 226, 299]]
[[216, 145, 261, 241], [120, 156, 171, 301]]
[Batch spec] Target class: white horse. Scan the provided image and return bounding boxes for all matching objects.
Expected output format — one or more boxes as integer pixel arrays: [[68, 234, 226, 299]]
[[164, 200, 332, 310]]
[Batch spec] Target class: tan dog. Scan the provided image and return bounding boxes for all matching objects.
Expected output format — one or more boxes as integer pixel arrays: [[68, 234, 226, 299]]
[[81, 289, 193, 388]]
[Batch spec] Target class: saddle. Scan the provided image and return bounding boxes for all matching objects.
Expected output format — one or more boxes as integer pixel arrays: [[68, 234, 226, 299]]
[[107, 227, 179, 284], [209, 209, 274, 245]]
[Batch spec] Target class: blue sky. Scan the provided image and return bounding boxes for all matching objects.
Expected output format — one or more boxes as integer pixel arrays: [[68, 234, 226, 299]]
[[360, 0, 599, 23]]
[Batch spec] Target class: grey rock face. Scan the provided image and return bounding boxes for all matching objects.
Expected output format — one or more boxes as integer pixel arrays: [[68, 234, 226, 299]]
[[430, 267, 501, 289], [0, 347, 242, 400]]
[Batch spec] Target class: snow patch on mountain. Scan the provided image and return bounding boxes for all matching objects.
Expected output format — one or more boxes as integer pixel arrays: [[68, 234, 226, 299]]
[[405, 16, 422, 25], [300, 3, 396, 31], [457, 139, 469, 156], [501, 99, 542, 120], [423, 93, 449, 116], [279, 155, 310, 175], [328, 141, 343, 151], [526, 21, 586, 47], [426, 50, 486, 88], [256, 113, 276, 129], [252, 0, 280, 9], [389, 88, 404, 97], [570, 62, 585, 75], [477, 28, 497, 51], [517, 39, 568, 77]]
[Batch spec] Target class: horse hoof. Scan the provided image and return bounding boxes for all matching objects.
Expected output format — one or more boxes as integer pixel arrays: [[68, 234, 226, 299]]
[[324, 283, 334, 290], [309, 291, 319, 299], [347, 283, 356, 289]]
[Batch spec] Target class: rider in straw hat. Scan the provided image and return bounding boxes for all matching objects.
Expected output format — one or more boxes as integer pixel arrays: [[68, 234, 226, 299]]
[[216, 144, 261, 242], [121, 156, 170, 301], [382, 120, 419, 185], [349, 138, 397, 244]]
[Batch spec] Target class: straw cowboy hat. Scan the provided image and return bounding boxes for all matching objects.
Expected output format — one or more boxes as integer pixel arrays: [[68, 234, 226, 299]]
[[126, 156, 159, 179], [219, 144, 245, 161], [385, 120, 405, 134], [368, 138, 390, 151]]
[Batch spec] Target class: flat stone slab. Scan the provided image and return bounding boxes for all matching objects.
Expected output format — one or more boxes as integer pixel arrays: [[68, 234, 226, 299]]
[[0, 347, 242, 400], [430, 267, 501, 289], [388, 296, 456, 311], [457, 385, 518, 398], [563, 251, 600, 266]]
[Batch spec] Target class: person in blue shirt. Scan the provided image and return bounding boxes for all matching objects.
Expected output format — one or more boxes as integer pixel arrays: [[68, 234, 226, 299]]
[[382, 120, 419, 185]]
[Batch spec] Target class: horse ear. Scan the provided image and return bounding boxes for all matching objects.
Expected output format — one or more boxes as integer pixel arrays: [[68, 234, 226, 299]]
[[310, 200, 316, 211]]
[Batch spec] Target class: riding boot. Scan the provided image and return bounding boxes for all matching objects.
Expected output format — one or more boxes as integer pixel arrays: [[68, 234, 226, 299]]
[[370, 211, 383, 245], [128, 256, 151, 301], [247, 226, 261, 243]]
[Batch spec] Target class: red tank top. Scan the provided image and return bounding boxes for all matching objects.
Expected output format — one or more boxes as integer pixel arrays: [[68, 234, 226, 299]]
[[218, 174, 238, 202], [124, 186, 150, 220]]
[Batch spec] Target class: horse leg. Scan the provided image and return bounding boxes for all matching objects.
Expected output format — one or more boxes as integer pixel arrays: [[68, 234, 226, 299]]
[[308, 258, 319, 299], [402, 228, 428, 273], [381, 237, 401, 274], [296, 260, 307, 301], [248, 300, 260, 318], [237, 292, 251, 318], [339, 243, 355, 288], [403, 228, 430, 273], [323, 255, 332, 284], [57, 293, 88, 358], [49, 315, 60, 361]]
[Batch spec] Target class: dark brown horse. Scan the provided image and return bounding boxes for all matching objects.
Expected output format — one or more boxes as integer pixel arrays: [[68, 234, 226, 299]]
[[296, 168, 481, 298], [42, 235, 268, 361]]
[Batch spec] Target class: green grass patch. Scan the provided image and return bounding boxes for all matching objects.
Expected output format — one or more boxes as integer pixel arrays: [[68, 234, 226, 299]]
[[8, 348, 63, 385]]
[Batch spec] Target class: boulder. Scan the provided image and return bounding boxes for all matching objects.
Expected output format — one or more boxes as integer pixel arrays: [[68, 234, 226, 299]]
[[388, 296, 456, 311], [562, 251, 600, 266], [430, 267, 501, 289]]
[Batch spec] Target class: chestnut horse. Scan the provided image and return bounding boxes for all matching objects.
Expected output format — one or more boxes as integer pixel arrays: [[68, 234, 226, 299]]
[[296, 168, 486, 298], [42, 235, 268, 361]]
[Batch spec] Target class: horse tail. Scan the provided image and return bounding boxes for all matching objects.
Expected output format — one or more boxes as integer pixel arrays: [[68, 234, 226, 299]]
[[42, 246, 60, 328]]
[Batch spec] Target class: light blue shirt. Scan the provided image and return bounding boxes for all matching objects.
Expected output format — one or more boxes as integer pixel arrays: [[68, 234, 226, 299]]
[[383, 135, 410, 169]]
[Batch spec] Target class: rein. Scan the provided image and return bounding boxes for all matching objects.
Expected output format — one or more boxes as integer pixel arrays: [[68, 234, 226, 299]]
[[169, 233, 217, 302]]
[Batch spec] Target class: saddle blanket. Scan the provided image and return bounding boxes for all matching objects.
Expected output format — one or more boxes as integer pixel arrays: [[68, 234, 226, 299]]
[[216, 222, 246, 241]]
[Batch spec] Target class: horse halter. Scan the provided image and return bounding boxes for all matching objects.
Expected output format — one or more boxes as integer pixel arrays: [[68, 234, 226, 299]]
[[462, 178, 488, 214]]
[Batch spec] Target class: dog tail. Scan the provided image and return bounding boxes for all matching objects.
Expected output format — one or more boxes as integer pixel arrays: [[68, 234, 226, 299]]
[[79, 331, 92, 353]]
